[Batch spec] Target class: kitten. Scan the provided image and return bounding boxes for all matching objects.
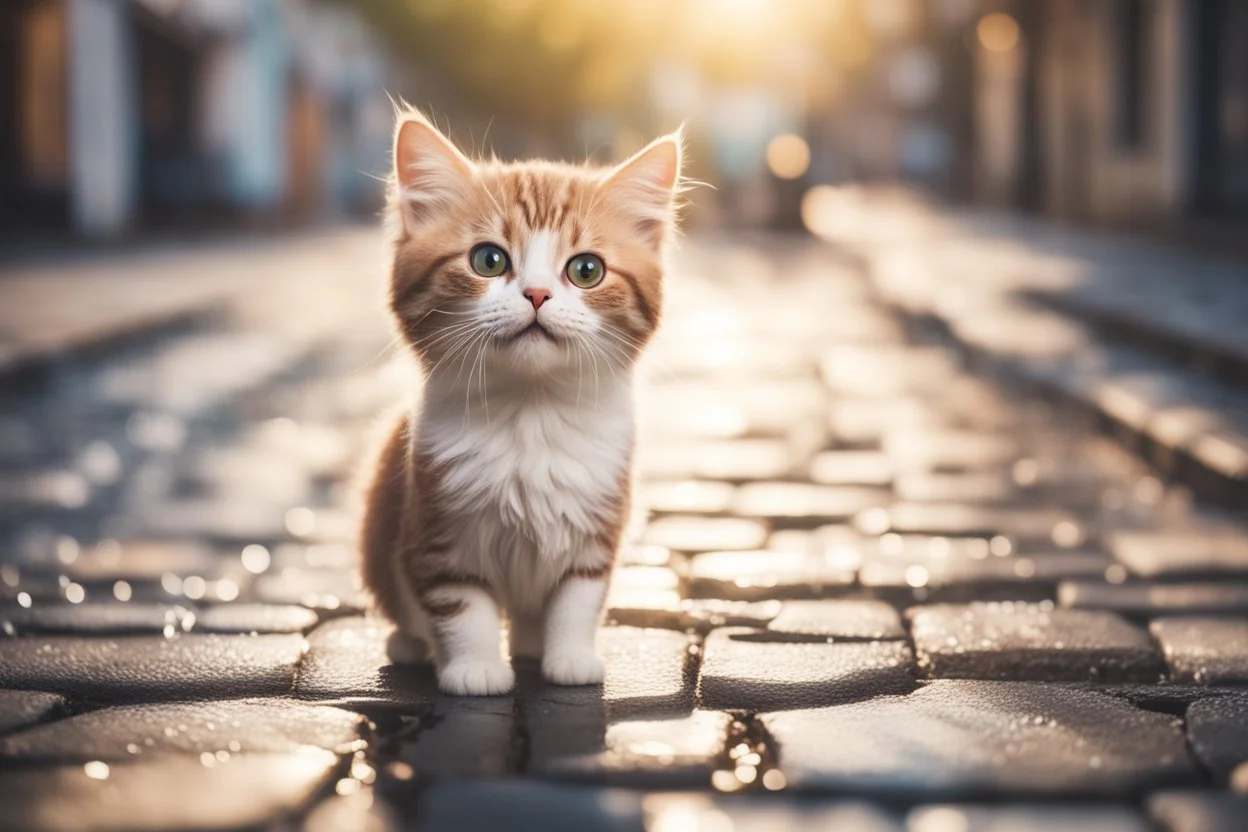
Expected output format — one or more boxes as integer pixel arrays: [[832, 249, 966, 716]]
[[359, 109, 682, 696]]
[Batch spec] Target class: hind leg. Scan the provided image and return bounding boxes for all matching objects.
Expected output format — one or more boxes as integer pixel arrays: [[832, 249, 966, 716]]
[[385, 579, 434, 664], [359, 413, 433, 665]]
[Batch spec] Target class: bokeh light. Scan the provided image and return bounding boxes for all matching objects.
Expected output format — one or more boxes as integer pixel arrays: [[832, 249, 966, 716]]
[[977, 12, 1020, 53], [766, 134, 811, 179]]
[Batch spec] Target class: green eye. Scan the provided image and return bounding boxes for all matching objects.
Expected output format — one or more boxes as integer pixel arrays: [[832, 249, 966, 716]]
[[470, 243, 509, 277], [565, 253, 606, 289]]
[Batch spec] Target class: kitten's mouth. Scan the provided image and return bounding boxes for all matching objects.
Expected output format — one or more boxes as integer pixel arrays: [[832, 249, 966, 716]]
[[507, 322, 558, 343]]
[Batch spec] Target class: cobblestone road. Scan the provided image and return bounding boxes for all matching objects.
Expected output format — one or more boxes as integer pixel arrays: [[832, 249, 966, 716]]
[[1, 227, 1247, 830]]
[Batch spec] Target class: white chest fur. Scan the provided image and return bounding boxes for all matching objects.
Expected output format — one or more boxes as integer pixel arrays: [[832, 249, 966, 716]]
[[416, 374, 634, 611]]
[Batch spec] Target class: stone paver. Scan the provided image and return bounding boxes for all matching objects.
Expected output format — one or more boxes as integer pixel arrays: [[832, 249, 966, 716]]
[[731, 482, 889, 527], [1108, 531, 1248, 580], [0, 633, 306, 703], [191, 602, 319, 634], [1184, 697, 1248, 783], [698, 627, 914, 711], [0, 245, 249, 376], [0, 697, 363, 763], [0, 689, 63, 735], [4, 228, 1248, 827], [1, 602, 191, 637], [768, 600, 905, 639], [294, 616, 436, 711], [761, 681, 1198, 797], [687, 549, 857, 600], [1150, 618, 1248, 684], [639, 480, 736, 515], [857, 535, 1114, 602], [642, 516, 769, 554], [808, 450, 894, 486], [1059, 582, 1248, 616], [907, 603, 1165, 682]]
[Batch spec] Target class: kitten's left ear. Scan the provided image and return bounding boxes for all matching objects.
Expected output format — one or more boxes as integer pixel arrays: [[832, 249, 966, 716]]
[[601, 130, 683, 248]]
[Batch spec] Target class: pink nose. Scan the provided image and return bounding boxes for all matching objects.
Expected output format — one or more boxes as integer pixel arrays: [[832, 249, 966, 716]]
[[524, 287, 552, 310]]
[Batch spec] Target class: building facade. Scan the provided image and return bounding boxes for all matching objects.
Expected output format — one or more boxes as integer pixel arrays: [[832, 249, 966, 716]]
[[0, 0, 392, 239], [973, 0, 1248, 224]]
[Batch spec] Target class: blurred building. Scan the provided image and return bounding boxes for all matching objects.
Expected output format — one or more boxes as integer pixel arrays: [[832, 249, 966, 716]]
[[971, 0, 1248, 224], [0, 0, 392, 239]]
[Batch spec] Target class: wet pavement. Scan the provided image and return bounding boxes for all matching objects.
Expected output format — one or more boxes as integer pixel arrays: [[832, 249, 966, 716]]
[[1, 224, 1247, 830]]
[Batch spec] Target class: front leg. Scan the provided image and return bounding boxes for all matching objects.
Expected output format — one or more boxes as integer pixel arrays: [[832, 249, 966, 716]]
[[425, 583, 514, 696], [542, 571, 608, 685]]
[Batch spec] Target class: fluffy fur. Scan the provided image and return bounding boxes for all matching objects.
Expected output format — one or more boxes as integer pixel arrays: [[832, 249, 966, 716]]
[[359, 109, 682, 695]]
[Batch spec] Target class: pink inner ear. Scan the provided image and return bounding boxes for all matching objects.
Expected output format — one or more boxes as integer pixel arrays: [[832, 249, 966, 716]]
[[610, 137, 682, 196], [395, 120, 473, 191], [602, 139, 681, 247], [393, 118, 476, 230]]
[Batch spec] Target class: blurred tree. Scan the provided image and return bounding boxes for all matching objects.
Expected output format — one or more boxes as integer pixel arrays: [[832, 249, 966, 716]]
[[332, 0, 678, 134]]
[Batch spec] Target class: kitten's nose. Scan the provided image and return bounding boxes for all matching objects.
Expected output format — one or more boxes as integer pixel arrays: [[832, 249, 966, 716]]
[[523, 287, 552, 310]]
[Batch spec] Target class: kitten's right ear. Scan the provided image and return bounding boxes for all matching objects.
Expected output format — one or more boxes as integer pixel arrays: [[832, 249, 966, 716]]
[[393, 110, 475, 232]]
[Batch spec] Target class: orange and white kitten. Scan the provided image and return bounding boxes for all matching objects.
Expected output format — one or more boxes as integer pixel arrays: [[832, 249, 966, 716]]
[[359, 110, 681, 696]]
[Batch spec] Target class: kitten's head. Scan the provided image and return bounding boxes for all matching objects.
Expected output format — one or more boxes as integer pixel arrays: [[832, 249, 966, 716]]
[[386, 109, 681, 380]]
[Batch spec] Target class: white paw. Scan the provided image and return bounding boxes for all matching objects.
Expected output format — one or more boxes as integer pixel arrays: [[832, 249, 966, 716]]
[[438, 660, 515, 696], [385, 630, 429, 665], [542, 650, 605, 686]]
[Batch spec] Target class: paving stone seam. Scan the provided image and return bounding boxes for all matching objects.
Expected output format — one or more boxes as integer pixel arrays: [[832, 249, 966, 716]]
[[836, 242, 1247, 507], [0, 308, 224, 386], [884, 298, 1247, 511], [1023, 287, 1248, 389]]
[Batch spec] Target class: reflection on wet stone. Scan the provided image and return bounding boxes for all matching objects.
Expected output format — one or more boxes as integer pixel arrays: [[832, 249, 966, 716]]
[[541, 710, 732, 786], [906, 804, 1151, 832], [0, 749, 339, 832], [401, 695, 515, 778]]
